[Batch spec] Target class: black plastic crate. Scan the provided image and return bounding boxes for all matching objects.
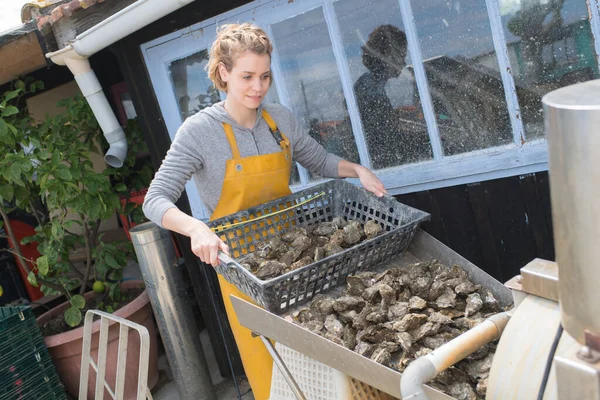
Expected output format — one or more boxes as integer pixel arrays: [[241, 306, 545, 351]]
[[0, 307, 66, 400], [211, 179, 430, 314]]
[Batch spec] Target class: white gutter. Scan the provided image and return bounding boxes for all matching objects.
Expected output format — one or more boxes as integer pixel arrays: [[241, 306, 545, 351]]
[[46, 0, 195, 167]]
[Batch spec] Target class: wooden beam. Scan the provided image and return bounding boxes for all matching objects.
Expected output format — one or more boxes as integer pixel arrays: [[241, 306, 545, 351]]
[[0, 30, 47, 86]]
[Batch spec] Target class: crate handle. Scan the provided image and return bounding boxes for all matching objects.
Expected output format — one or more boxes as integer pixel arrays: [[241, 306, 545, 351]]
[[218, 252, 237, 268]]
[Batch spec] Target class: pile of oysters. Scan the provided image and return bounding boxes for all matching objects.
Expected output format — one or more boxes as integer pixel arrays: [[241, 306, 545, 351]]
[[292, 260, 506, 400], [239, 217, 383, 280]]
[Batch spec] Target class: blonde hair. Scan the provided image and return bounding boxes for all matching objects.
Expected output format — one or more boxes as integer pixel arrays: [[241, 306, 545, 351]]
[[206, 23, 273, 92]]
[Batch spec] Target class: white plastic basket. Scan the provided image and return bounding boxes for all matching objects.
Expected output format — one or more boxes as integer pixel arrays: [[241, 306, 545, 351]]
[[269, 343, 396, 400]]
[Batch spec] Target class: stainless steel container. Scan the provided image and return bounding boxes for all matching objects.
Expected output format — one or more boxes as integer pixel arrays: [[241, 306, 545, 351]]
[[130, 222, 216, 400], [543, 79, 600, 345]]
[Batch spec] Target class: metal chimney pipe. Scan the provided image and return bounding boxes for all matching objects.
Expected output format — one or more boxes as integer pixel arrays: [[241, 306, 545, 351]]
[[543, 79, 600, 345], [130, 222, 216, 400]]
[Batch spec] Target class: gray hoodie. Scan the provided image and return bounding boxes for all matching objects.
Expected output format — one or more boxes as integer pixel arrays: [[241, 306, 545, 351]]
[[142, 101, 342, 227]]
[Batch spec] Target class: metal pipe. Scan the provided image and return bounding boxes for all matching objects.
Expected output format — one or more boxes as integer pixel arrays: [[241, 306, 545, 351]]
[[259, 335, 307, 400], [130, 222, 216, 400], [400, 312, 511, 400], [542, 79, 600, 345]]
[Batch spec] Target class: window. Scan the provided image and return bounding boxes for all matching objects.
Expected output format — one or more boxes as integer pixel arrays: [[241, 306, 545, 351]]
[[142, 0, 600, 221]]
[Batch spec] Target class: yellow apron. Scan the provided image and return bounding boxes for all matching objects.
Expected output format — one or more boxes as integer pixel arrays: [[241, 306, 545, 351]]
[[210, 109, 292, 400]]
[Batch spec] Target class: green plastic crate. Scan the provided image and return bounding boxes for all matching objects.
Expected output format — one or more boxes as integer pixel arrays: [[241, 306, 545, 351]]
[[0, 306, 66, 400]]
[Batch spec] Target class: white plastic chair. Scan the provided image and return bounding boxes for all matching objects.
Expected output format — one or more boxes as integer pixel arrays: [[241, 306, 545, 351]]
[[79, 309, 153, 400]]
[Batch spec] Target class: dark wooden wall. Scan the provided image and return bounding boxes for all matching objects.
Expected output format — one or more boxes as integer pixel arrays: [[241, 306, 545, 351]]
[[396, 171, 555, 282]]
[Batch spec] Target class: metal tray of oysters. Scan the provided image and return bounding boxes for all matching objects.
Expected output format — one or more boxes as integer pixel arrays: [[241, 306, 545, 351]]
[[211, 179, 429, 314], [231, 230, 513, 399]]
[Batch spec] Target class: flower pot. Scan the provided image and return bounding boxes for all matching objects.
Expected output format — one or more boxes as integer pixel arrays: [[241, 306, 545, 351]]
[[36, 280, 159, 399]]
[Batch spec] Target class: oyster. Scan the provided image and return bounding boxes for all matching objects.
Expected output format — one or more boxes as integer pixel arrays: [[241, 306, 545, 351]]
[[281, 227, 308, 242], [355, 341, 375, 358], [311, 297, 335, 315], [240, 253, 264, 269], [408, 296, 428, 311], [332, 296, 366, 313], [436, 287, 458, 309], [347, 275, 368, 296], [256, 237, 284, 259], [324, 314, 344, 338], [314, 247, 326, 261], [313, 222, 338, 236], [332, 216, 347, 229], [329, 230, 345, 246], [289, 256, 313, 272], [387, 302, 409, 321], [323, 243, 344, 257], [341, 326, 357, 349], [465, 293, 483, 317], [290, 235, 312, 253], [279, 248, 302, 267], [364, 220, 383, 239], [392, 313, 428, 332], [313, 236, 330, 246], [255, 260, 285, 280], [455, 281, 478, 296], [371, 347, 391, 365], [410, 322, 440, 341], [343, 221, 363, 245]]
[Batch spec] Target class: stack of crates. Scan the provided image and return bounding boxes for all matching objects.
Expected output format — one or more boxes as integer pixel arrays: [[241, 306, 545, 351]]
[[0, 306, 66, 400]]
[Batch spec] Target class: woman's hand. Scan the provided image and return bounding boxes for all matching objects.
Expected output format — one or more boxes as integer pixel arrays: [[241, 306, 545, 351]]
[[338, 160, 387, 197], [356, 165, 387, 197], [190, 223, 230, 267]]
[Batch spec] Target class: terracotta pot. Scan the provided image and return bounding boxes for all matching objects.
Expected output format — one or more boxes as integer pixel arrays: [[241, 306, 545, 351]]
[[36, 280, 159, 399]]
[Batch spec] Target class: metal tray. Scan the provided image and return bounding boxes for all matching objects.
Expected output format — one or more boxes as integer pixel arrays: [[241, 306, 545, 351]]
[[211, 179, 430, 314], [231, 229, 513, 399]]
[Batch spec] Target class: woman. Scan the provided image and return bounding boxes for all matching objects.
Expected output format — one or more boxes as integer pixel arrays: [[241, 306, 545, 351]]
[[143, 23, 386, 399]]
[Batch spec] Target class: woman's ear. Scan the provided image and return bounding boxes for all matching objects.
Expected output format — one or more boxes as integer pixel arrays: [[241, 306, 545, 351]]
[[218, 62, 229, 83]]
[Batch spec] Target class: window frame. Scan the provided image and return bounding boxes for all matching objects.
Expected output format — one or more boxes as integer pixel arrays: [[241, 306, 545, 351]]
[[141, 0, 600, 221]]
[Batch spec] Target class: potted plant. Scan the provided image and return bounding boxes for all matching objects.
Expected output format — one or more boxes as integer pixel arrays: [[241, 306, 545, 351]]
[[0, 81, 158, 399]]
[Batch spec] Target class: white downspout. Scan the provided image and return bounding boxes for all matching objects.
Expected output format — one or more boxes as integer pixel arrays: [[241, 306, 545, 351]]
[[400, 312, 511, 400], [46, 0, 195, 167]]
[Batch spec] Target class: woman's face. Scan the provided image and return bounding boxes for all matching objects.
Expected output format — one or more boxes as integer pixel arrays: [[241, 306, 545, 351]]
[[220, 51, 271, 109]]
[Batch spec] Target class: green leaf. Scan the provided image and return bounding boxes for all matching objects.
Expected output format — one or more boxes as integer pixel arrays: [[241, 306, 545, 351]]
[[15, 80, 25, 90], [7, 123, 17, 135], [4, 89, 21, 102], [108, 283, 121, 301], [115, 183, 127, 192], [27, 271, 38, 287], [0, 184, 13, 203], [1, 106, 18, 117], [0, 118, 7, 136], [56, 168, 72, 181], [10, 162, 21, 181], [36, 255, 49, 275], [51, 223, 60, 240], [70, 294, 86, 309], [105, 254, 120, 269], [64, 307, 82, 327]]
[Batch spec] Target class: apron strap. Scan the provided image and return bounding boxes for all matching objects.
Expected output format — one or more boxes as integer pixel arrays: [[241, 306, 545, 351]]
[[222, 122, 242, 160], [262, 109, 287, 150]]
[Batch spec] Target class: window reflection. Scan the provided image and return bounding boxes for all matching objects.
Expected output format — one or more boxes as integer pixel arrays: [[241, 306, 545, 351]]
[[336, 0, 432, 169], [271, 7, 361, 180], [412, 0, 515, 155], [501, 0, 599, 139], [169, 50, 221, 121]]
